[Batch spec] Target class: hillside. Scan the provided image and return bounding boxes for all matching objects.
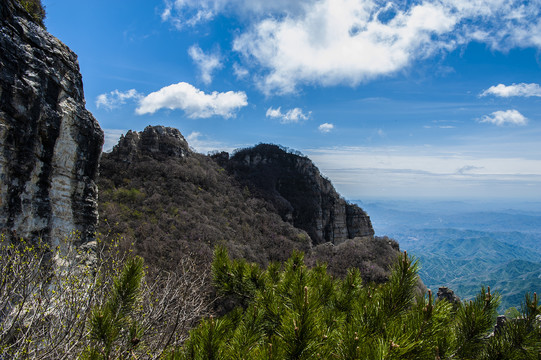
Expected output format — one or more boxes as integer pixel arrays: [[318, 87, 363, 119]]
[[98, 126, 398, 283], [405, 229, 541, 311]]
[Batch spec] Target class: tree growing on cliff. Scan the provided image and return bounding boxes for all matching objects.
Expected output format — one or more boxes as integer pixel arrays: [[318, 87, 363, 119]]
[[16, 0, 46, 27]]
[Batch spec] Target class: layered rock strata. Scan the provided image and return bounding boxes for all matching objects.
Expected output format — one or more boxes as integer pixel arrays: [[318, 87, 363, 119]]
[[0, 0, 103, 245]]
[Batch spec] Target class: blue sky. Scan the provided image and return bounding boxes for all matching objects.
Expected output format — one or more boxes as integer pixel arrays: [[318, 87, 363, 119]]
[[42, 0, 541, 201]]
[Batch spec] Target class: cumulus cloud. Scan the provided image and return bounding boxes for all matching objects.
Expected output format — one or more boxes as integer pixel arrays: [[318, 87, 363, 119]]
[[233, 0, 463, 94], [163, 0, 541, 94], [96, 89, 142, 110], [480, 83, 541, 97], [318, 123, 334, 133], [479, 110, 528, 126], [266, 107, 311, 123], [136, 82, 248, 118], [188, 45, 222, 84]]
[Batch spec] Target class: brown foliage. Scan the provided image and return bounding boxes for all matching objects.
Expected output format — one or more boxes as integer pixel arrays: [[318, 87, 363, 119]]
[[98, 151, 311, 274], [0, 234, 209, 358], [306, 236, 400, 283]]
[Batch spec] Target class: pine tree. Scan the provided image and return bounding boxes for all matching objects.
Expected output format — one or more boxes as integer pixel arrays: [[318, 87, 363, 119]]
[[166, 246, 541, 360], [81, 256, 145, 359]]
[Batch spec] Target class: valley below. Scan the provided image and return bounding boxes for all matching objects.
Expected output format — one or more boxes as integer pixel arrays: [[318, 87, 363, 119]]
[[356, 199, 541, 312]]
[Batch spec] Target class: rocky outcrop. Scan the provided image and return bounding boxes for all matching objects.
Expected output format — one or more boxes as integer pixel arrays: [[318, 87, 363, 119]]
[[107, 126, 190, 163], [0, 0, 103, 245], [437, 287, 461, 305], [224, 144, 375, 245]]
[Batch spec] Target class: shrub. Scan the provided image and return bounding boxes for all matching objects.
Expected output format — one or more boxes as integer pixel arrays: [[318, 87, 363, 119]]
[[0, 234, 210, 359], [16, 0, 46, 27], [0, 238, 539, 359]]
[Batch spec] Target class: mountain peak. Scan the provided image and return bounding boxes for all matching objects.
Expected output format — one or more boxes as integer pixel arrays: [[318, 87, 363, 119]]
[[226, 143, 375, 245], [109, 125, 190, 162]]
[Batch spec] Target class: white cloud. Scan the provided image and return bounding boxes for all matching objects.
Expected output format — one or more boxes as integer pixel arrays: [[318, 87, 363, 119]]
[[160, 0, 541, 95], [480, 83, 541, 97], [188, 45, 222, 84], [161, 0, 214, 28], [136, 82, 248, 118], [96, 89, 142, 110], [233, 63, 249, 79], [161, 0, 311, 27], [163, 0, 541, 94], [266, 107, 311, 124], [318, 123, 334, 133], [185, 131, 236, 154], [233, 0, 460, 94], [186, 131, 202, 143], [479, 110, 528, 126]]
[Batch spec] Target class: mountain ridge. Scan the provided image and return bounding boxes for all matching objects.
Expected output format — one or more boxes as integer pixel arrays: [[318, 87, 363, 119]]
[[98, 125, 398, 284]]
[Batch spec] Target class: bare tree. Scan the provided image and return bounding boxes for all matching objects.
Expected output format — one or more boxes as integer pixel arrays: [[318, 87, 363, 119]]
[[0, 233, 210, 359]]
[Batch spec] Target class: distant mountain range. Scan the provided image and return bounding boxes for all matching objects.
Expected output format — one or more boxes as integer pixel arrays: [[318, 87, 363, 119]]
[[355, 199, 541, 312]]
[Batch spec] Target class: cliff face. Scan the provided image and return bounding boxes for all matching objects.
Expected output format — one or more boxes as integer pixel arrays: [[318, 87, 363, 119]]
[[224, 144, 375, 245], [0, 0, 103, 245]]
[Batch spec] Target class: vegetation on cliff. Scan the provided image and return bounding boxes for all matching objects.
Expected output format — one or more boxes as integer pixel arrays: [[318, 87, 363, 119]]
[[16, 0, 45, 27], [98, 143, 311, 270], [223, 143, 374, 244]]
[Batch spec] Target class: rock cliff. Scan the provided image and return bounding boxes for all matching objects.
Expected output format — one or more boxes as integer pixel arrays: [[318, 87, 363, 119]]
[[223, 144, 375, 245], [0, 0, 103, 245]]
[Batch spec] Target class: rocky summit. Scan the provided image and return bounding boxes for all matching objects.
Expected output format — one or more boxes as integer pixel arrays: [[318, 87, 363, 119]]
[[0, 0, 103, 245], [107, 125, 190, 163]]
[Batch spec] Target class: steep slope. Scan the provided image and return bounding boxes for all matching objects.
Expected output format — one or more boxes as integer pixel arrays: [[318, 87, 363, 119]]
[[0, 0, 103, 245], [98, 126, 397, 283], [221, 144, 374, 245]]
